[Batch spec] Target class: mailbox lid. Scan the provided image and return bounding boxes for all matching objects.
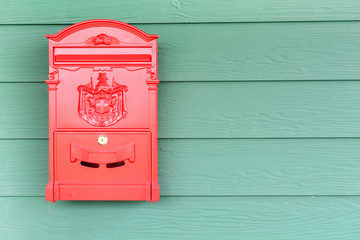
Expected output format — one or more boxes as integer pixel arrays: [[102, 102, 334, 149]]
[[54, 131, 151, 184]]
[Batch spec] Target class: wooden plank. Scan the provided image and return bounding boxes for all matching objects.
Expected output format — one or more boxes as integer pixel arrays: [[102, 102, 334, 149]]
[[2, 139, 360, 196], [1, 0, 360, 24], [2, 81, 360, 139], [2, 22, 360, 82], [0, 84, 48, 138], [0, 196, 359, 239], [160, 138, 360, 196], [0, 140, 48, 196]]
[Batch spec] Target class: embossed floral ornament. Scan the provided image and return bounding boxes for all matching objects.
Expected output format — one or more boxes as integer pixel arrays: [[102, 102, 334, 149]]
[[85, 33, 120, 45]]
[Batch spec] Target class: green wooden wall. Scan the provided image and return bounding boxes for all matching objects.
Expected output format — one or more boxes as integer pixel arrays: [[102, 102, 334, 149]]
[[1, 1, 360, 239]]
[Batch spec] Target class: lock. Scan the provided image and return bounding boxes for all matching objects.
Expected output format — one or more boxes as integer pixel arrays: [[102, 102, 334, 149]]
[[97, 135, 108, 145]]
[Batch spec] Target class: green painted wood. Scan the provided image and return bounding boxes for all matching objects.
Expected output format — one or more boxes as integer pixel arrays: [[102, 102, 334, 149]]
[[2, 139, 360, 196], [160, 81, 360, 138], [0, 197, 360, 239], [1, 0, 360, 24], [2, 22, 360, 82], [1, 81, 360, 139], [0, 140, 48, 196], [0, 84, 48, 138], [1, 2, 360, 239], [161, 139, 360, 196]]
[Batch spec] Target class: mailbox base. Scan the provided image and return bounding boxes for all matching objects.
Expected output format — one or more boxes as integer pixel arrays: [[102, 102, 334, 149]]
[[46, 183, 160, 202]]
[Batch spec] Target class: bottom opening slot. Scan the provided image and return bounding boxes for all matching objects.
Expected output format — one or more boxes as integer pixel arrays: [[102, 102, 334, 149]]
[[80, 161, 99, 168], [106, 161, 125, 168]]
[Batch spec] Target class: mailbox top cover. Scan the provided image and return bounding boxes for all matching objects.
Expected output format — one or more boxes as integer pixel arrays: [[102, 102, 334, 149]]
[[46, 19, 158, 67]]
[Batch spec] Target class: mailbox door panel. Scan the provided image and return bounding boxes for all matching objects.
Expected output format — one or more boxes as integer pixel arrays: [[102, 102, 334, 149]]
[[56, 68, 149, 129], [54, 131, 151, 184]]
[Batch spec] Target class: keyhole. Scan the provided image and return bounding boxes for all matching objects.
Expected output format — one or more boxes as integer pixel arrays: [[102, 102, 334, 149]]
[[97, 135, 108, 145]]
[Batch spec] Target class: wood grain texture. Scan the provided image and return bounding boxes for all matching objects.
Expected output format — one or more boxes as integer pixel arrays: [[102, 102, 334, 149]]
[[160, 81, 360, 138], [2, 139, 360, 196], [0, 84, 48, 138], [2, 81, 360, 139], [1, 2, 360, 239], [2, 22, 360, 82], [1, 0, 360, 24], [1, 196, 360, 239], [0, 140, 48, 196]]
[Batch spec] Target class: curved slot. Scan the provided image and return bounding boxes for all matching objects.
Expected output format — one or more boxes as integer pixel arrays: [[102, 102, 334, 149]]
[[80, 161, 99, 168], [106, 161, 125, 168], [71, 142, 135, 164]]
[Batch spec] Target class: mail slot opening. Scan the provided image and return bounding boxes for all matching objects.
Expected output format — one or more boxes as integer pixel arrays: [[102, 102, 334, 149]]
[[106, 161, 126, 168], [53, 47, 153, 65], [80, 161, 100, 168], [55, 54, 151, 62]]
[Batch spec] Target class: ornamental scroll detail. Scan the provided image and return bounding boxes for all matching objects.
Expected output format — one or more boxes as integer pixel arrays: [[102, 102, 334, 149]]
[[85, 33, 120, 45], [77, 72, 128, 127]]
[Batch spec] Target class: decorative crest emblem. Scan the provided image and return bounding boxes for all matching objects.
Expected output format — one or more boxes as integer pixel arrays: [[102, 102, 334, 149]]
[[78, 72, 128, 127]]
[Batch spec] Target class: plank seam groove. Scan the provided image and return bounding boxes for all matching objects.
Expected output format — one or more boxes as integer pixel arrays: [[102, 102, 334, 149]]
[[3, 137, 360, 140], [2, 195, 360, 198], [2, 20, 360, 25], [3, 80, 360, 83]]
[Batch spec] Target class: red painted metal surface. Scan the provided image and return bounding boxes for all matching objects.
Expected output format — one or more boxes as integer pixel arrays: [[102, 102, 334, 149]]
[[45, 20, 160, 202]]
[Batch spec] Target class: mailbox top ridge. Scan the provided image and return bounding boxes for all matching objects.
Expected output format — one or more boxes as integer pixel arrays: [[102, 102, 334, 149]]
[[45, 19, 158, 42]]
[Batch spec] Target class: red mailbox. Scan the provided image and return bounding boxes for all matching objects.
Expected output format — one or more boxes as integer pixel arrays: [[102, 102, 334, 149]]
[[45, 20, 160, 202]]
